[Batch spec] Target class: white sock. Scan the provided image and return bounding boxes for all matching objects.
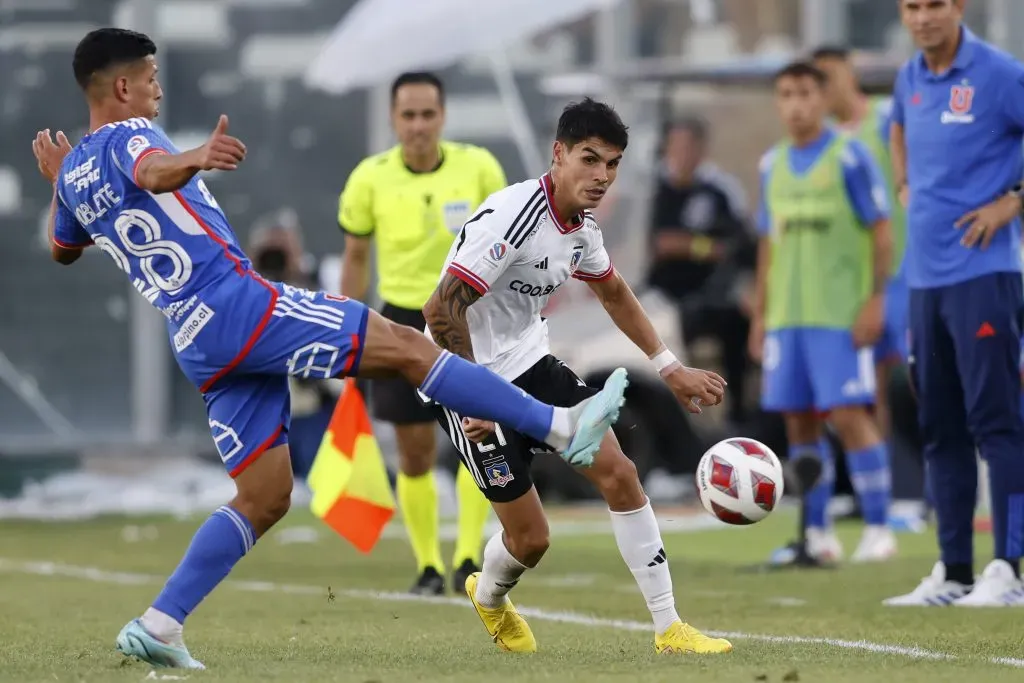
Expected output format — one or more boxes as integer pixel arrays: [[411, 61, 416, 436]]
[[141, 607, 184, 646], [475, 531, 529, 608], [609, 498, 679, 634], [545, 406, 575, 451]]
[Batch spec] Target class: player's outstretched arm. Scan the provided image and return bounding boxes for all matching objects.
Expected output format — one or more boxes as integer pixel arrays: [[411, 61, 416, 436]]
[[586, 270, 663, 357], [135, 115, 245, 193], [423, 273, 482, 362], [585, 272, 724, 413], [47, 185, 82, 266]]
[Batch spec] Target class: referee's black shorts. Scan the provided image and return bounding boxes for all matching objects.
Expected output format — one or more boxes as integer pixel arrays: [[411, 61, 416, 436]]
[[369, 302, 436, 425], [433, 355, 599, 503]]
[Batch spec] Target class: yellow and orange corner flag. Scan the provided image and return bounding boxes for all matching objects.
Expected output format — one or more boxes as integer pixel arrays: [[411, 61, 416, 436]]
[[307, 378, 395, 553]]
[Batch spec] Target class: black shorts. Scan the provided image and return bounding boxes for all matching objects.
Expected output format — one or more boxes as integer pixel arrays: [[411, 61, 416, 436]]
[[370, 302, 435, 424], [433, 355, 599, 503]]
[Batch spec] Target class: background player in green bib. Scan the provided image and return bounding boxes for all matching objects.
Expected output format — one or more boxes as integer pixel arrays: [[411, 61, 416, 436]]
[[750, 62, 896, 563], [339, 72, 507, 595], [813, 46, 910, 424]]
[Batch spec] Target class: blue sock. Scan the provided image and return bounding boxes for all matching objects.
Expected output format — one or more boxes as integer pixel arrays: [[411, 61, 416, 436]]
[[798, 439, 834, 529], [846, 442, 891, 526], [152, 505, 255, 623], [419, 351, 554, 443]]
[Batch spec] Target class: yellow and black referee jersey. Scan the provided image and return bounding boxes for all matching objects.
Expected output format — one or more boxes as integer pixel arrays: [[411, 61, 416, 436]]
[[338, 141, 507, 310]]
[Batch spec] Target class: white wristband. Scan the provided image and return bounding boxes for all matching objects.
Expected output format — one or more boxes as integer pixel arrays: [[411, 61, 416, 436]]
[[649, 348, 681, 377]]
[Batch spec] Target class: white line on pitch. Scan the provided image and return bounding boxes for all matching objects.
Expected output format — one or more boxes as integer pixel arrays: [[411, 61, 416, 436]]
[[1, 558, 1021, 669]]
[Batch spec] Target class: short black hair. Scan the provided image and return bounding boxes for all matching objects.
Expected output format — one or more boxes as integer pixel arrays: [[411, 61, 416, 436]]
[[390, 71, 445, 106], [555, 97, 629, 151], [810, 45, 851, 61], [774, 61, 827, 87], [73, 28, 157, 90]]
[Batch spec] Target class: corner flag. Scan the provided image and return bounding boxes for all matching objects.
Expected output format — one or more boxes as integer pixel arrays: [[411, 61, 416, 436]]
[[307, 379, 395, 553]]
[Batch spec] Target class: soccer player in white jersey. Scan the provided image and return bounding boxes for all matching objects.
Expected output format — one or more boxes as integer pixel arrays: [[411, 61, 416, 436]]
[[422, 98, 732, 655], [32, 29, 631, 669]]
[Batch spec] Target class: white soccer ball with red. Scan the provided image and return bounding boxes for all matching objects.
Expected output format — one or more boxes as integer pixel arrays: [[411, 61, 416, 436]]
[[695, 437, 784, 525]]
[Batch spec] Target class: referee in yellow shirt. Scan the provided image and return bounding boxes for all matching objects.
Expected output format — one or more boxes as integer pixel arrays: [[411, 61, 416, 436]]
[[338, 72, 507, 595]]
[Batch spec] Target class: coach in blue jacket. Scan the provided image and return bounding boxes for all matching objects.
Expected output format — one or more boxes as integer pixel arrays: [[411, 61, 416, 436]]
[[884, 0, 1024, 606]]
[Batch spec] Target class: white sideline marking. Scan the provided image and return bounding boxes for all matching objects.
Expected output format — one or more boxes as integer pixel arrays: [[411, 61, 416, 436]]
[[1, 558, 1021, 669]]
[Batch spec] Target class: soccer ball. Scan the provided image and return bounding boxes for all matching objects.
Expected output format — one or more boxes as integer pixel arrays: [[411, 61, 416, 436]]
[[695, 437, 784, 525]]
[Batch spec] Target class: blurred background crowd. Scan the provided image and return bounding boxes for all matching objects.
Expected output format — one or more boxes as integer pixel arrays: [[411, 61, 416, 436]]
[[2, 0, 1022, 518]]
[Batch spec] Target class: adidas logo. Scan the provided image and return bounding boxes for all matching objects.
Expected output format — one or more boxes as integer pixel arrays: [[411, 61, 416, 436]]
[[647, 547, 667, 567], [533, 257, 548, 270]]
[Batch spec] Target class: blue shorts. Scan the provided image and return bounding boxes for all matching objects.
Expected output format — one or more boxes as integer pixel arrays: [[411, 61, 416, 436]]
[[761, 327, 875, 413], [177, 281, 369, 477], [876, 276, 909, 363]]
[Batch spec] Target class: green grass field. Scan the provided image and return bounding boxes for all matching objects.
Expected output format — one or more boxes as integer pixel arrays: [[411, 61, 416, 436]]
[[1, 506, 1021, 682]]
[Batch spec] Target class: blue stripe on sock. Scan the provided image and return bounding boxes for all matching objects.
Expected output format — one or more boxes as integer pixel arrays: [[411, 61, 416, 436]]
[[218, 506, 254, 552], [420, 351, 452, 395]]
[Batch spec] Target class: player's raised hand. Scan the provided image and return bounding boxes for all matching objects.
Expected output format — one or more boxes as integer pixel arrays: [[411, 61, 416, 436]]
[[664, 366, 725, 414], [197, 115, 246, 171], [31, 129, 72, 183]]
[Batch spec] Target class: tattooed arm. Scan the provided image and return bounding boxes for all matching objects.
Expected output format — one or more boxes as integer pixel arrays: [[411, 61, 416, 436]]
[[423, 273, 483, 361]]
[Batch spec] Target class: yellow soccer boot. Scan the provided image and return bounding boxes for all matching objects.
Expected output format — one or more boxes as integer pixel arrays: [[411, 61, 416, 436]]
[[655, 621, 733, 654], [464, 572, 537, 653]]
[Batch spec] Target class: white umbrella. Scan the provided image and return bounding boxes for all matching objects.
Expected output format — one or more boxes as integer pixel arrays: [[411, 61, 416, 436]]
[[305, 0, 621, 96]]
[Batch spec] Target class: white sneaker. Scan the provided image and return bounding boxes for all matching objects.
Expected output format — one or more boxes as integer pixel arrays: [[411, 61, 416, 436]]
[[882, 561, 971, 606], [851, 525, 897, 563], [953, 560, 1024, 607], [806, 527, 843, 562]]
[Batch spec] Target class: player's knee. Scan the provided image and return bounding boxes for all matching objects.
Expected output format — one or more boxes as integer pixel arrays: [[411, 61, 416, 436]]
[[396, 440, 436, 477], [232, 447, 294, 535], [784, 412, 821, 444], [235, 485, 291, 535], [264, 488, 292, 526], [505, 525, 549, 567], [829, 406, 879, 449], [394, 423, 436, 476]]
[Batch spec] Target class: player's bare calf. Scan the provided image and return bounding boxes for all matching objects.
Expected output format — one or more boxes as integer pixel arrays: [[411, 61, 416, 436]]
[[576, 430, 644, 511], [230, 444, 293, 536]]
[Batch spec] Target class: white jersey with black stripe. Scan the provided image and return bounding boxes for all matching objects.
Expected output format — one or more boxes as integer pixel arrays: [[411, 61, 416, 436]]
[[432, 173, 614, 380]]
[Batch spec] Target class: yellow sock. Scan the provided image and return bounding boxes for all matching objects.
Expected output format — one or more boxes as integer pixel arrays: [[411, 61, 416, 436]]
[[396, 471, 444, 573], [453, 466, 491, 566]]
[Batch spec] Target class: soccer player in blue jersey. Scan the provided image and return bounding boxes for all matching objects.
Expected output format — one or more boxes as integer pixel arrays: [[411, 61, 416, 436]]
[[884, 0, 1024, 607], [30, 28, 663, 668]]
